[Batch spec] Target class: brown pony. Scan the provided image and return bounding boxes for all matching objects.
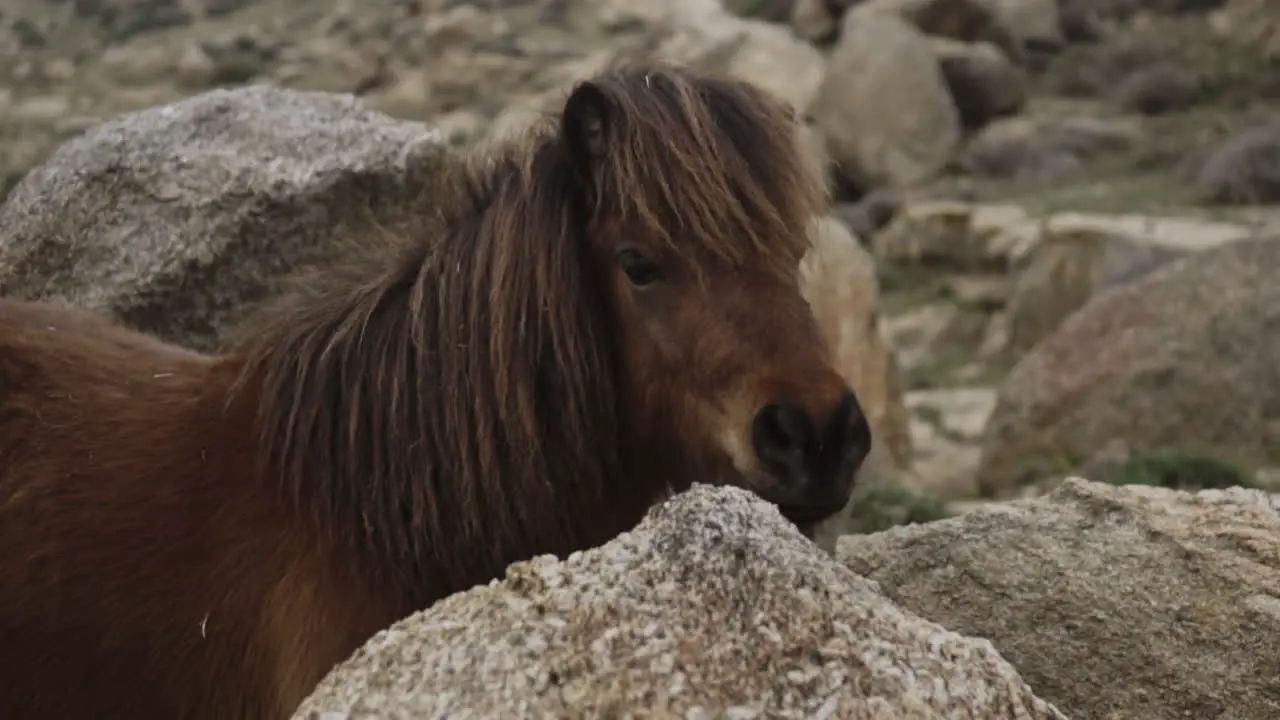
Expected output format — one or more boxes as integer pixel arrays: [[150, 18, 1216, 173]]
[[0, 60, 871, 720]]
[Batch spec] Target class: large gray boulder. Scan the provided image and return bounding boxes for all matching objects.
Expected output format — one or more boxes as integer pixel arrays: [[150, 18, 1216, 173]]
[[976, 236, 1280, 496], [0, 85, 448, 351], [808, 5, 962, 192], [838, 477, 1280, 719], [293, 485, 1066, 719]]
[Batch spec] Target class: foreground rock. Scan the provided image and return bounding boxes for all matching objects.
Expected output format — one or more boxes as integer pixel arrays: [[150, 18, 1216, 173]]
[[294, 485, 1066, 719], [838, 477, 1280, 720], [976, 237, 1280, 496], [0, 85, 447, 350]]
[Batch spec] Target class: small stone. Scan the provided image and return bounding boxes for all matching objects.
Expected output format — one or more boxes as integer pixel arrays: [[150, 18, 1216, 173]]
[[41, 58, 76, 83]]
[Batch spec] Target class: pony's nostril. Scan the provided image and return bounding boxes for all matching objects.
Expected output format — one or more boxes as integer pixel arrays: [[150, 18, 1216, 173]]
[[751, 403, 811, 470], [848, 410, 872, 453], [827, 391, 872, 468], [752, 393, 870, 489], [824, 393, 854, 446], [751, 392, 870, 523]]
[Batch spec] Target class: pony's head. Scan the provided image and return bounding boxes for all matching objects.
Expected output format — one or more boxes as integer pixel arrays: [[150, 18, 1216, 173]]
[[561, 62, 872, 525]]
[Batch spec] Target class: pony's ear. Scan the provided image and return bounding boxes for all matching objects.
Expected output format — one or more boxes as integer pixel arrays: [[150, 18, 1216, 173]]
[[561, 80, 611, 172]]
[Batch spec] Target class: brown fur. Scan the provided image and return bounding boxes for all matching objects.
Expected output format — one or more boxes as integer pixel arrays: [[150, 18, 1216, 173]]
[[0, 60, 871, 720]]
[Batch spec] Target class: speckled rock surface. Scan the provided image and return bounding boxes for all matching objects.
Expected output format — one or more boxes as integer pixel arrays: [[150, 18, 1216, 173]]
[[0, 84, 448, 351], [838, 477, 1280, 719], [293, 485, 1065, 720]]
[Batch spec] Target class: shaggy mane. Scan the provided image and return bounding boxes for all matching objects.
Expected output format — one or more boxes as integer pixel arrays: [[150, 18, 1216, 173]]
[[226, 59, 827, 605]]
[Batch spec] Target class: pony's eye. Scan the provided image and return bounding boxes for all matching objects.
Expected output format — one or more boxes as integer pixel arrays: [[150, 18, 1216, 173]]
[[617, 248, 661, 287]]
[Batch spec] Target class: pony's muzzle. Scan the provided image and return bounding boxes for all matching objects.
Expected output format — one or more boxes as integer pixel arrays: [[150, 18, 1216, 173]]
[[749, 390, 871, 522]]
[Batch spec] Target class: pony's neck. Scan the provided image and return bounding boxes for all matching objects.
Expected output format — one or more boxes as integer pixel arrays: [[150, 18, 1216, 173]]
[[231, 146, 644, 607]]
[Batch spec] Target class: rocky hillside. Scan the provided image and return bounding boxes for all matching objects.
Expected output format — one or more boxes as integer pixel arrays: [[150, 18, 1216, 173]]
[[5, 0, 1274, 207], [3, 0, 1280, 716]]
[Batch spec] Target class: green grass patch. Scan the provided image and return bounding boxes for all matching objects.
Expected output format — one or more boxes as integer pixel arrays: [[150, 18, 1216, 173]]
[[0, 168, 26, 206], [1012, 453, 1081, 489], [876, 262, 949, 314], [1008, 172, 1197, 215], [721, 0, 790, 22], [1112, 449, 1257, 491], [841, 484, 953, 535]]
